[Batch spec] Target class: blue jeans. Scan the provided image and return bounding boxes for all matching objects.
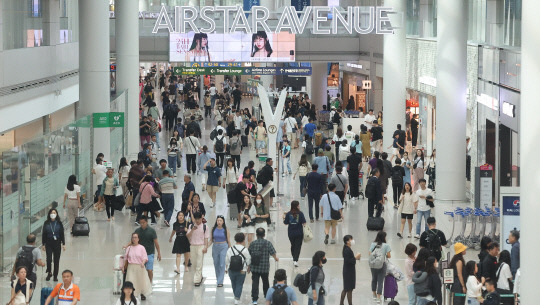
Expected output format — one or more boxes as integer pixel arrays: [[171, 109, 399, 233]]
[[152, 132, 160, 149], [416, 209, 431, 235], [407, 283, 417, 305], [467, 299, 481, 305], [212, 242, 228, 285], [299, 176, 306, 197], [168, 155, 177, 174], [161, 194, 175, 223], [282, 157, 291, 173], [229, 270, 246, 299]]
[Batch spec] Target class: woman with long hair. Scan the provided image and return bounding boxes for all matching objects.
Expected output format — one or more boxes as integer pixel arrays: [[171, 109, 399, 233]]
[[253, 194, 270, 232], [398, 182, 417, 238], [340, 235, 361, 305], [424, 256, 443, 305], [293, 154, 311, 199], [369, 231, 391, 302], [115, 281, 139, 305], [251, 31, 273, 58], [465, 261, 484, 305], [9, 266, 34, 305], [412, 149, 425, 191], [283, 200, 306, 266], [167, 138, 180, 176], [413, 248, 431, 272], [496, 250, 513, 300], [402, 151, 413, 185], [100, 168, 119, 221], [186, 193, 206, 225], [42, 208, 65, 281], [118, 157, 131, 197], [426, 149, 436, 190], [124, 233, 152, 299], [449, 243, 468, 305], [137, 175, 160, 224], [333, 127, 346, 161], [308, 251, 327, 305], [210, 215, 231, 287], [377, 111, 383, 125], [169, 211, 191, 273], [404, 243, 418, 305], [197, 145, 212, 191], [187, 33, 210, 61], [62, 175, 81, 228], [240, 195, 256, 246]]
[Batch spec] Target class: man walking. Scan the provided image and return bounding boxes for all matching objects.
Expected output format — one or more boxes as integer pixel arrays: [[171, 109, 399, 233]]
[[257, 158, 275, 208], [132, 216, 162, 285], [366, 168, 383, 218], [306, 164, 324, 223], [312, 149, 330, 193], [203, 158, 222, 208], [229, 130, 243, 169], [181, 174, 195, 213], [320, 184, 344, 245], [249, 228, 279, 304], [414, 178, 434, 238], [185, 130, 201, 174], [419, 217, 447, 262], [13, 234, 45, 285]]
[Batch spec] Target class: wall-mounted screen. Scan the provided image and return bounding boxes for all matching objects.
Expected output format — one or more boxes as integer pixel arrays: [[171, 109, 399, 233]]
[[169, 31, 295, 63]]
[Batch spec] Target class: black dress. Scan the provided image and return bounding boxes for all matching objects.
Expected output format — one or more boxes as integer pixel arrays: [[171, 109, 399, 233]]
[[172, 221, 190, 254], [342, 246, 356, 290], [347, 153, 362, 197]]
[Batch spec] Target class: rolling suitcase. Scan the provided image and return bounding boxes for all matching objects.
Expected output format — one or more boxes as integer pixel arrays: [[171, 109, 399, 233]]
[[72, 210, 90, 236], [241, 135, 248, 147], [366, 217, 385, 231], [383, 275, 398, 300], [113, 269, 123, 295], [229, 202, 239, 220], [41, 287, 54, 305]]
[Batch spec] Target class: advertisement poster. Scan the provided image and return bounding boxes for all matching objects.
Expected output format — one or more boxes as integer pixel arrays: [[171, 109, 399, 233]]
[[291, 0, 310, 11], [170, 31, 295, 62], [327, 62, 339, 87], [501, 194, 519, 251]]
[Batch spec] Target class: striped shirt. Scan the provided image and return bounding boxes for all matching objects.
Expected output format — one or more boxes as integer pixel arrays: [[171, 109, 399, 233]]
[[51, 282, 80, 304]]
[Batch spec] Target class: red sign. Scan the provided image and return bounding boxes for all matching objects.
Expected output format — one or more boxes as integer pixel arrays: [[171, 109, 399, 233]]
[[110, 64, 116, 72], [480, 164, 493, 171]]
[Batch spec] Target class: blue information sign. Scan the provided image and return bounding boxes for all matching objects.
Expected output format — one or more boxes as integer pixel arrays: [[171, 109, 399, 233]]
[[502, 196, 520, 216]]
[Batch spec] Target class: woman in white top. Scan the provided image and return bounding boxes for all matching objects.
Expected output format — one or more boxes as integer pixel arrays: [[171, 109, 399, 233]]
[[293, 154, 311, 199], [62, 175, 81, 228], [412, 149, 425, 192], [425, 149, 436, 190], [226, 233, 252, 303], [496, 250, 513, 293], [118, 157, 131, 197], [240, 195, 256, 246], [397, 182, 418, 238], [115, 281, 140, 305], [465, 261, 484, 305], [338, 140, 351, 170], [223, 158, 239, 195]]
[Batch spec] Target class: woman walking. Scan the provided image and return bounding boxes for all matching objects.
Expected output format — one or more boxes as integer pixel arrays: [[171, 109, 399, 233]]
[[210, 216, 231, 287], [115, 281, 140, 305], [62, 175, 81, 229], [369, 231, 391, 303], [402, 152, 412, 185], [167, 138, 180, 176], [426, 149, 436, 190], [293, 154, 311, 199], [340, 235, 361, 305], [308, 251, 327, 305], [412, 149, 425, 191], [283, 200, 307, 267], [138, 176, 160, 224], [223, 158, 239, 195], [9, 267, 34, 305], [169, 211, 191, 273], [100, 168, 119, 221], [42, 208, 65, 282], [253, 194, 270, 232], [197, 145, 212, 190], [118, 157, 131, 197], [397, 182, 418, 238], [124, 233, 152, 300], [449, 243, 468, 305], [186, 193, 206, 224], [240, 195, 256, 246], [404, 243, 417, 305]]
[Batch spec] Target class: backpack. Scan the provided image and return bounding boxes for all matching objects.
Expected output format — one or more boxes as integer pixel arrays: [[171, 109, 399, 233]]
[[215, 136, 225, 153], [369, 244, 386, 269], [305, 141, 314, 155], [333, 112, 341, 123], [137, 151, 147, 162], [391, 168, 403, 184], [175, 124, 185, 138], [426, 229, 442, 258], [16, 246, 35, 276], [210, 128, 217, 141], [365, 177, 376, 199], [230, 138, 240, 153], [229, 246, 246, 272], [293, 268, 311, 294], [256, 168, 269, 185], [314, 132, 323, 146], [271, 285, 289, 305]]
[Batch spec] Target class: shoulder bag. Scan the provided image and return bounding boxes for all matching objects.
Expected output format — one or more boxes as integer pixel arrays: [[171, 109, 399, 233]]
[[133, 183, 150, 207], [303, 222, 313, 242], [327, 194, 341, 220]]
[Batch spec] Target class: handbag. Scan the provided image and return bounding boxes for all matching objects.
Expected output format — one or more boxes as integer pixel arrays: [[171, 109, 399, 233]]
[[327, 194, 341, 220], [125, 192, 133, 207], [303, 224, 313, 242]]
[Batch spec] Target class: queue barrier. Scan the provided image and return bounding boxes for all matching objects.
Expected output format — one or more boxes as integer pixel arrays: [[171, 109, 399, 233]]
[[449, 292, 516, 305]]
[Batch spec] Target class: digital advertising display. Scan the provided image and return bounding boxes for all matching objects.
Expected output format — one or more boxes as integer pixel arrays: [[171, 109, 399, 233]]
[[169, 31, 295, 63]]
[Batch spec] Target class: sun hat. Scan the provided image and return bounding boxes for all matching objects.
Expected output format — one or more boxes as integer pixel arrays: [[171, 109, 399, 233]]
[[454, 242, 467, 255]]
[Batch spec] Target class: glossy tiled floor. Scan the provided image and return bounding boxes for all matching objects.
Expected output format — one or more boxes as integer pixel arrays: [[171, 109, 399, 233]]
[[0, 98, 478, 305]]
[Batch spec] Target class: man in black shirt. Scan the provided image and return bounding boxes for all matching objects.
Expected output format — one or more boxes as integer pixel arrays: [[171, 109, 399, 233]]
[[392, 124, 407, 156], [306, 164, 324, 222], [419, 217, 448, 262], [257, 158, 275, 208], [371, 121, 383, 152], [232, 85, 242, 111], [366, 168, 383, 217], [480, 242, 500, 282]]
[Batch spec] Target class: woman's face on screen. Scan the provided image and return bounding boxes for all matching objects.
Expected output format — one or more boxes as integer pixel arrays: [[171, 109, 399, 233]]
[[254, 36, 265, 50], [201, 37, 208, 48]]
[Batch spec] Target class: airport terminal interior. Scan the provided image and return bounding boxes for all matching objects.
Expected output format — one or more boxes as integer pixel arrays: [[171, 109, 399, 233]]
[[0, 0, 535, 305]]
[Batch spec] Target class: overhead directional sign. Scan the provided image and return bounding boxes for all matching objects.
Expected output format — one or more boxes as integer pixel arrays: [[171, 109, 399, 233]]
[[173, 66, 312, 76]]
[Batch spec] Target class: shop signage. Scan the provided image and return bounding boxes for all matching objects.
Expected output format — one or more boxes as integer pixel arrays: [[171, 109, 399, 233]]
[[502, 195, 519, 216], [173, 66, 312, 76], [153, 6, 395, 35], [93, 112, 125, 128], [479, 164, 493, 207], [502, 101, 515, 118], [443, 269, 454, 284], [362, 80, 372, 90], [346, 63, 363, 69], [419, 76, 437, 87]]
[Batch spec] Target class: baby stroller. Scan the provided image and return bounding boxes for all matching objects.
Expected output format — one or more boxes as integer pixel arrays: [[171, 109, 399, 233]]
[[384, 261, 404, 301]]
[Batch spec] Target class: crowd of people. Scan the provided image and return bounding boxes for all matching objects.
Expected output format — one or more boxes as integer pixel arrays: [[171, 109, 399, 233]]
[[6, 69, 519, 305]]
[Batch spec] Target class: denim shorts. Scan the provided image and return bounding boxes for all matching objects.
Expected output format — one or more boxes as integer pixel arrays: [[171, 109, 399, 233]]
[[256, 140, 266, 149], [145, 254, 154, 270]]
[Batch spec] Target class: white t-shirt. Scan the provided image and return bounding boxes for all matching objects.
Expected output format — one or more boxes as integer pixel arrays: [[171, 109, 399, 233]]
[[209, 86, 217, 96], [466, 275, 483, 298], [115, 297, 140, 305], [496, 262, 513, 290], [65, 185, 81, 199], [185, 136, 201, 155], [285, 117, 297, 133], [333, 134, 346, 143], [416, 187, 434, 211], [344, 131, 356, 143], [94, 164, 107, 185], [364, 114, 376, 128], [213, 134, 228, 152], [119, 165, 130, 179], [234, 115, 243, 130]]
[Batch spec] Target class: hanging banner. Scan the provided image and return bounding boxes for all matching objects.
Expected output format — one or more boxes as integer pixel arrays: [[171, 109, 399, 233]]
[[291, 0, 310, 12]]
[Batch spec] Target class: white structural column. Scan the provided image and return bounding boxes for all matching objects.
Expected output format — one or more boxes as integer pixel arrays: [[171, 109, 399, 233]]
[[382, 0, 406, 150], [311, 62, 328, 111], [79, 0, 111, 160], [434, 0, 467, 201], [116, 0, 140, 155], [520, 1, 540, 303]]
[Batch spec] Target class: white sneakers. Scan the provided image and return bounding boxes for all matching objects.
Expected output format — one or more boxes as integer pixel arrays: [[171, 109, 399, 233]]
[[414, 234, 420, 239], [293, 261, 298, 267]]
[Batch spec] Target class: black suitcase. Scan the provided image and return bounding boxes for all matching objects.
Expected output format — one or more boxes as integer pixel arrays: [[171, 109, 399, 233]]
[[241, 135, 248, 147], [72, 210, 90, 236], [366, 217, 385, 231], [113, 195, 125, 211]]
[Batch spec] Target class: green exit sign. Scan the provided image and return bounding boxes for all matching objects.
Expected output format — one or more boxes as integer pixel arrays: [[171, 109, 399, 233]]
[[93, 112, 124, 128]]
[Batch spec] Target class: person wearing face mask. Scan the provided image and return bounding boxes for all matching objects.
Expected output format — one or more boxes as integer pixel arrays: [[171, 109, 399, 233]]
[[308, 251, 327, 305], [42, 209, 66, 282], [253, 194, 270, 232], [340, 235, 361, 305]]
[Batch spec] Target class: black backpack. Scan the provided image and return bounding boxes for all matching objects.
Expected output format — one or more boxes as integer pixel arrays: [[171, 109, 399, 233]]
[[16, 246, 35, 276], [271, 285, 289, 305], [333, 112, 341, 123], [293, 268, 311, 294], [305, 141, 314, 155], [365, 177, 376, 199], [426, 229, 442, 258], [391, 168, 403, 184], [210, 128, 217, 141], [215, 136, 225, 153], [256, 168, 269, 185], [229, 247, 246, 272]]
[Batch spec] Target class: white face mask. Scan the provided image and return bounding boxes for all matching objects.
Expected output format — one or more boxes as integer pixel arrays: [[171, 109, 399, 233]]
[[50, 214, 57, 220], [350, 239, 355, 246], [435, 262, 439, 268], [256, 199, 262, 204]]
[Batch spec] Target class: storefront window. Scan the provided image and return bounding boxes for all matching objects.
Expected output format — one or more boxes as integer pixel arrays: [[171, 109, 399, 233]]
[[3, 0, 44, 49], [406, 0, 437, 38]]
